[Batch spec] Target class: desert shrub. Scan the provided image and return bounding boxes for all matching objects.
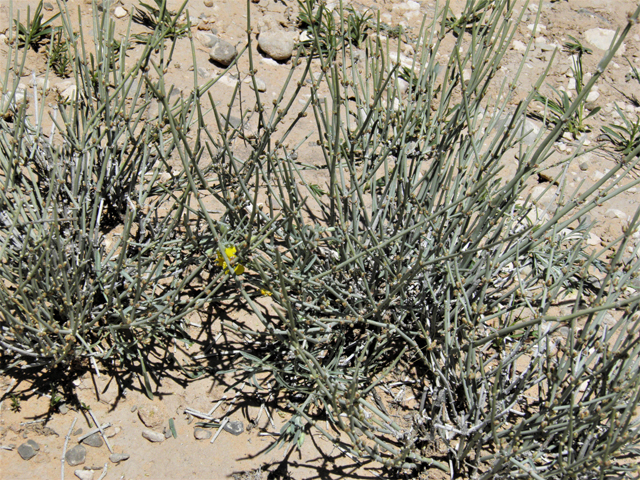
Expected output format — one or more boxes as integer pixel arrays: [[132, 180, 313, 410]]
[[0, 1, 226, 389], [217, 0, 640, 478], [0, 0, 638, 478]]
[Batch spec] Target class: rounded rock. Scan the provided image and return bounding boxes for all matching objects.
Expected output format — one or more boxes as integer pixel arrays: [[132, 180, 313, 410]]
[[197, 32, 219, 48], [194, 427, 212, 440], [81, 433, 103, 448], [141, 429, 165, 443], [109, 453, 130, 463], [138, 405, 164, 428], [114, 7, 128, 19], [74, 469, 94, 480], [17, 443, 37, 461], [209, 39, 237, 66], [258, 30, 295, 62], [65, 445, 86, 466], [223, 420, 244, 436]]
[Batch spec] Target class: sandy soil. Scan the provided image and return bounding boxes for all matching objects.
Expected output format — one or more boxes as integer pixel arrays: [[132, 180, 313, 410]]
[[1, 0, 639, 478]]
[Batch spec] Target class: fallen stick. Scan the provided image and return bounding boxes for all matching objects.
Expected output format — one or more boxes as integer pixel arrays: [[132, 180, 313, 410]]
[[88, 410, 113, 454], [210, 417, 229, 445], [97, 463, 108, 480], [77, 423, 111, 442], [61, 417, 78, 480], [206, 395, 227, 416]]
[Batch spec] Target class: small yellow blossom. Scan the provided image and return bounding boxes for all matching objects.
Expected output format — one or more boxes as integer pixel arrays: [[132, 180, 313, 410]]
[[216, 246, 245, 275], [260, 289, 272, 296]]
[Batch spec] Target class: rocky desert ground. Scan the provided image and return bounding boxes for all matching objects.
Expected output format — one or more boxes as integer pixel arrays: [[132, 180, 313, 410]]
[[0, 0, 639, 478]]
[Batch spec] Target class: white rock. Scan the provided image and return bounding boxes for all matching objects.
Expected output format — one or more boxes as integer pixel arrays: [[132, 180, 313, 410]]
[[114, 6, 127, 19], [532, 186, 557, 209], [141, 429, 165, 443], [586, 232, 601, 246], [586, 91, 600, 103], [35, 77, 50, 92], [527, 24, 546, 32], [60, 85, 77, 101], [567, 78, 576, 91], [606, 209, 627, 220], [512, 40, 526, 52], [74, 470, 94, 480], [244, 77, 267, 92], [258, 30, 295, 62], [584, 28, 625, 55]]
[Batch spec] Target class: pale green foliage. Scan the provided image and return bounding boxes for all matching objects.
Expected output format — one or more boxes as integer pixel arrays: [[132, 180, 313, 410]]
[[0, 0, 639, 478]]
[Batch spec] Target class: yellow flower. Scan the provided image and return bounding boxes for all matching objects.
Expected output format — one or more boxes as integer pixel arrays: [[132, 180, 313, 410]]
[[216, 246, 245, 275], [260, 288, 272, 296]]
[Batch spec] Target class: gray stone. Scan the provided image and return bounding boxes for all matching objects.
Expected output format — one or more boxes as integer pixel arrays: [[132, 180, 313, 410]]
[[81, 433, 103, 448], [223, 420, 244, 436], [65, 445, 86, 466], [258, 30, 295, 62], [209, 39, 238, 66], [74, 469, 93, 480], [26, 440, 39, 451], [137, 405, 163, 428], [109, 453, 130, 463], [59, 404, 69, 415], [17, 443, 37, 460], [141, 429, 165, 443], [197, 32, 219, 48], [203, 0, 213, 6], [43, 2, 54, 11], [249, 78, 267, 92], [194, 427, 212, 440]]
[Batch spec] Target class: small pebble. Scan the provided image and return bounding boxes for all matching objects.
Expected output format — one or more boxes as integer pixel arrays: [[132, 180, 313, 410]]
[[258, 30, 295, 62], [17, 443, 36, 460], [249, 78, 267, 92], [73, 428, 83, 436], [81, 433, 103, 448], [26, 440, 40, 452], [109, 453, 130, 464], [223, 420, 244, 436], [74, 469, 93, 480], [66, 445, 87, 466], [138, 405, 163, 428], [103, 426, 120, 438], [194, 427, 212, 440], [141, 429, 165, 443], [43, 2, 54, 11], [203, 0, 213, 5], [59, 404, 69, 415], [209, 39, 238, 66], [114, 6, 127, 19]]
